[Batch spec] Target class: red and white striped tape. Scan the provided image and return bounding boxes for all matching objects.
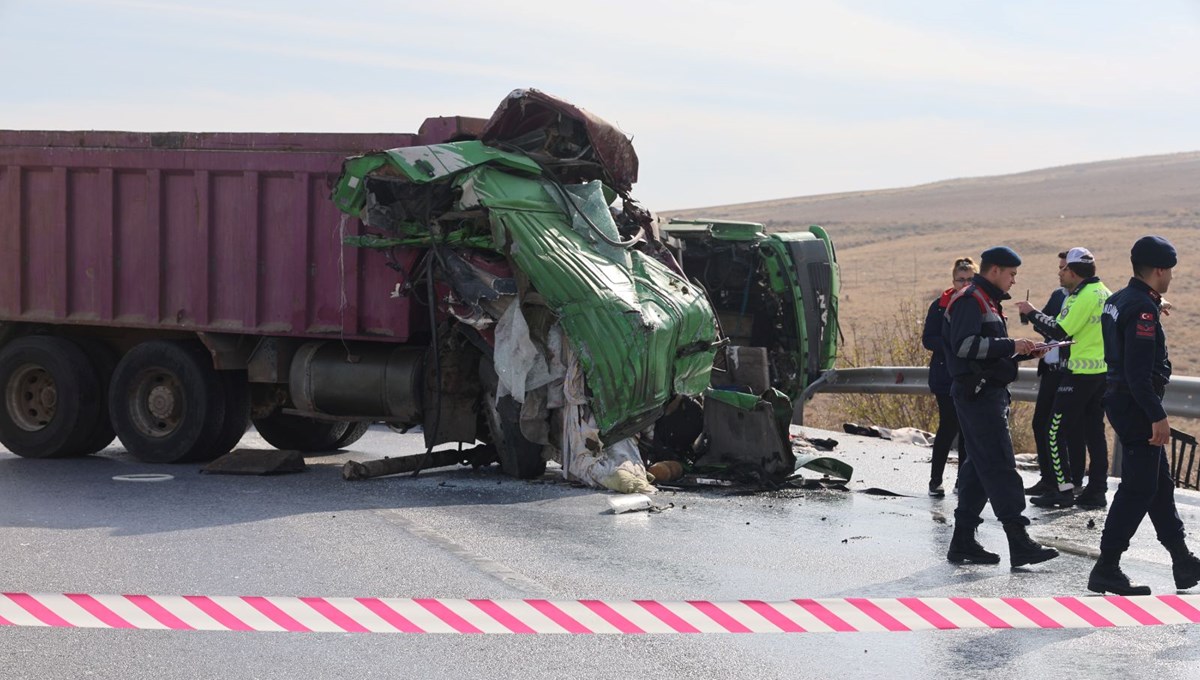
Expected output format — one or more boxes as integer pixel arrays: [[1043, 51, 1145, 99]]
[[2, 592, 1199, 634]]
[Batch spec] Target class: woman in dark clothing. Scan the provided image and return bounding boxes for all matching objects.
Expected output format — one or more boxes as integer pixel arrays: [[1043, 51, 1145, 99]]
[[923, 257, 978, 497]]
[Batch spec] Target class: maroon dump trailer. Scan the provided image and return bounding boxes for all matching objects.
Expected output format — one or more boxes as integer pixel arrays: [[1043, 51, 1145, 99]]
[[0, 117, 487, 465]]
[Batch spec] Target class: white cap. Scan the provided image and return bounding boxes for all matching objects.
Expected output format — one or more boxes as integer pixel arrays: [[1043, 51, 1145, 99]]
[[1066, 247, 1094, 265]]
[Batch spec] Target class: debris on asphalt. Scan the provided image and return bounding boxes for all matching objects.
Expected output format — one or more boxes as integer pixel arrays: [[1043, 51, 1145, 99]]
[[606, 493, 655, 514], [202, 449, 307, 475]]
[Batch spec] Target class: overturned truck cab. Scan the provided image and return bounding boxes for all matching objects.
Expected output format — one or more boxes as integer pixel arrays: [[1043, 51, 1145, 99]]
[[656, 219, 840, 483]]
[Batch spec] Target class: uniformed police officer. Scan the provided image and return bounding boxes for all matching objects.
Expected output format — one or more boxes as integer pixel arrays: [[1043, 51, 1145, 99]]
[[943, 246, 1059, 568], [1088, 236, 1200, 595], [1017, 247, 1112, 509]]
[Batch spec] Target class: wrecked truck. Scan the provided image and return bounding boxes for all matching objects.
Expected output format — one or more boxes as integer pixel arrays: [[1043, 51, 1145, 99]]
[[0, 89, 839, 486]]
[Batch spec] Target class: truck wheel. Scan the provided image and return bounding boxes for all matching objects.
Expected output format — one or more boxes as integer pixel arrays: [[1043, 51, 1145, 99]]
[[251, 412, 351, 452], [109, 341, 227, 463], [331, 421, 371, 449], [202, 370, 251, 461], [73, 338, 119, 455], [478, 358, 546, 479], [0, 336, 104, 458]]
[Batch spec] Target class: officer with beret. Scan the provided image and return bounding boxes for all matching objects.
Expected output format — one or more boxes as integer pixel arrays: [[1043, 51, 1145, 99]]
[[1088, 236, 1200, 594], [943, 246, 1059, 568]]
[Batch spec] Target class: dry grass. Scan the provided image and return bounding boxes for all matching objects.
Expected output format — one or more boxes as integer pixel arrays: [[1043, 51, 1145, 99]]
[[669, 152, 1200, 452]]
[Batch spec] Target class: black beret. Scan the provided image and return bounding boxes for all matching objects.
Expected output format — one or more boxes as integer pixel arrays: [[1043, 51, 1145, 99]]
[[1130, 235, 1177, 269], [980, 246, 1022, 268]]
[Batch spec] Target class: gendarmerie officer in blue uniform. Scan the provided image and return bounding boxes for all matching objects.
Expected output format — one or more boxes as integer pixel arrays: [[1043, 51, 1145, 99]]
[[943, 246, 1059, 568], [1088, 236, 1200, 595]]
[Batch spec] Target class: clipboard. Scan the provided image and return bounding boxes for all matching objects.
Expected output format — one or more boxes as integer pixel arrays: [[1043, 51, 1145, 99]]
[[1033, 340, 1075, 351]]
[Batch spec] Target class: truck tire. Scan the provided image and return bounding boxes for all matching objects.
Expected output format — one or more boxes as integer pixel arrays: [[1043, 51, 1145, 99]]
[[478, 358, 546, 480], [72, 338, 119, 455], [0, 336, 104, 458], [203, 370, 251, 461], [251, 412, 352, 452], [331, 421, 371, 449], [109, 341, 227, 463]]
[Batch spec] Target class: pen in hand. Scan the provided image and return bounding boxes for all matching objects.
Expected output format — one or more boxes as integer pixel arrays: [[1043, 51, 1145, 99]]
[[1019, 289, 1030, 325]]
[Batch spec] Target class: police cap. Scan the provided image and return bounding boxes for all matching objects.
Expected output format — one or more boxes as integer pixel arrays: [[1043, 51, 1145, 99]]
[[980, 246, 1022, 268], [1130, 236, 1177, 269]]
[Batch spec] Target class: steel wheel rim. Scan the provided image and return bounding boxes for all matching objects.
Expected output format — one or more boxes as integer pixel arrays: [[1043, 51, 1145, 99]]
[[5, 363, 56, 432], [128, 368, 185, 439]]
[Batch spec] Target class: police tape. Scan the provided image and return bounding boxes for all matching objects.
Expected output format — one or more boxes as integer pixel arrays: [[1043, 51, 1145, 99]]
[[3, 592, 1200, 634]]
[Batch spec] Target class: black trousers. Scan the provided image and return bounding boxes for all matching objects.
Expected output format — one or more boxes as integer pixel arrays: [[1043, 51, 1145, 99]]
[[930, 392, 966, 485], [953, 384, 1027, 526], [1031, 370, 1063, 485], [1046, 373, 1108, 489], [1099, 390, 1185, 554]]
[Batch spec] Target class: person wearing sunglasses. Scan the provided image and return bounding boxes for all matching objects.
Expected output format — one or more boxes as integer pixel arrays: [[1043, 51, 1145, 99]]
[[922, 256, 977, 497]]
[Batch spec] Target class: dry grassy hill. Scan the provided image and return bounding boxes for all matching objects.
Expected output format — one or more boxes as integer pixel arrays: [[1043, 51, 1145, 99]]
[[667, 151, 1200, 375]]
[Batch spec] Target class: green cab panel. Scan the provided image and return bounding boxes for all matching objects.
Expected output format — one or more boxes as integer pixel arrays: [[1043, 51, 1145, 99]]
[[663, 218, 840, 400]]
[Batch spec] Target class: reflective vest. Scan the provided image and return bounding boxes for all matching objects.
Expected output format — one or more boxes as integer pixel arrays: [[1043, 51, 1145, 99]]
[[1058, 279, 1111, 374]]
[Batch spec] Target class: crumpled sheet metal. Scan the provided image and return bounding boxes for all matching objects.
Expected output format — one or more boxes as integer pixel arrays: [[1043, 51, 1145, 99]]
[[331, 141, 540, 215], [481, 88, 639, 195], [334, 138, 716, 451], [446, 164, 716, 439], [494, 205, 717, 440]]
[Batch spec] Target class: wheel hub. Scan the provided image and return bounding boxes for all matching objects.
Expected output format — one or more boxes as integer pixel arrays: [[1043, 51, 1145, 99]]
[[147, 385, 177, 420], [5, 364, 56, 432], [128, 369, 184, 438]]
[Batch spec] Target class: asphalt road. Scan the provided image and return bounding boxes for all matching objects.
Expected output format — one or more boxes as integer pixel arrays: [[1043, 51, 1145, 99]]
[[2, 425, 1199, 679]]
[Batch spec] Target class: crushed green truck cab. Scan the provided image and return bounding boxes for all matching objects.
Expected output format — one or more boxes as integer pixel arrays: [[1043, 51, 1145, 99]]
[[332, 89, 839, 488]]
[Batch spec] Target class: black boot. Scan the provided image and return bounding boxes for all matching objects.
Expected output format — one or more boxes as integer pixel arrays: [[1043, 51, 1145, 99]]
[[1003, 522, 1059, 567], [1165, 539, 1200, 590], [1075, 485, 1108, 509], [1088, 551, 1151, 595], [1024, 478, 1054, 496], [1030, 488, 1075, 508], [947, 523, 1001, 565]]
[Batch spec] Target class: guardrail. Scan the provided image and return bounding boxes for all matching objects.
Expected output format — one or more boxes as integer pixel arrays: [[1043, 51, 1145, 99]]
[[804, 366, 1200, 487], [812, 367, 1200, 419]]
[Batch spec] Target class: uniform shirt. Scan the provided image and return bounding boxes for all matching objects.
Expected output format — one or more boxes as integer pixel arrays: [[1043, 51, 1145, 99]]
[[942, 274, 1019, 385], [1034, 287, 1067, 374], [1025, 277, 1111, 374], [1102, 277, 1171, 423]]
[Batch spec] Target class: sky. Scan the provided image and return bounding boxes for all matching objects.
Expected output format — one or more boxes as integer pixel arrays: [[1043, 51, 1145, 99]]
[[2, 0, 1199, 210]]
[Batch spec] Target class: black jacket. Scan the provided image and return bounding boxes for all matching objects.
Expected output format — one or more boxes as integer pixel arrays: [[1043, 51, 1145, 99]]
[[923, 289, 954, 395], [943, 274, 1019, 387], [1103, 277, 1171, 423]]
